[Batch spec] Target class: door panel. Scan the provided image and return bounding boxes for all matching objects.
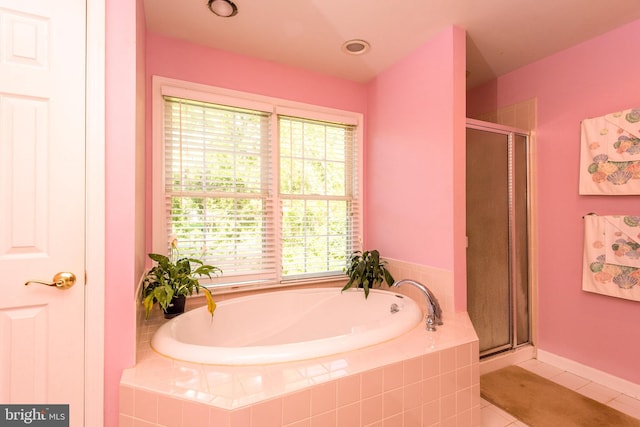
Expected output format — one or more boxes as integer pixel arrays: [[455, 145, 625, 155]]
[[466, 128, 511, 354], [0, 305, 48, 401], [0, 1, 86, 424]]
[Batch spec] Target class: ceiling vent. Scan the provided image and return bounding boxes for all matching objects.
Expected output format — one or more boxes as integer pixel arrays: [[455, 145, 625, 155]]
[[342, 39, 370, 55]]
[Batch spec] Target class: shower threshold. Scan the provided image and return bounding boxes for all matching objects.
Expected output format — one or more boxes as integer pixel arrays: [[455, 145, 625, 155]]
[[479, 344, 536, 376]]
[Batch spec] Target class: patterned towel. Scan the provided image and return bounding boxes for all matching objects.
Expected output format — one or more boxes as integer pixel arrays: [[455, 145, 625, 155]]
[[583, 214, 640, 301], [579, 108, 640, 194]]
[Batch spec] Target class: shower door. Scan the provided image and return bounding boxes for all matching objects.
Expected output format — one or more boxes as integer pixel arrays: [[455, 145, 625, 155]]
[[466, 120, 530, 357]]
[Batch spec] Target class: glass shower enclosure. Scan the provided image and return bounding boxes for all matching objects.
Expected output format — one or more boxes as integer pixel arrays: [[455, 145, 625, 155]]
[[466, 119, 531, 357]]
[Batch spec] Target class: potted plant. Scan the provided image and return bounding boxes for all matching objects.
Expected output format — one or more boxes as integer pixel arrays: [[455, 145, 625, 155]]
[[141, 238, 221, 319], [343, 249, 395, 298]]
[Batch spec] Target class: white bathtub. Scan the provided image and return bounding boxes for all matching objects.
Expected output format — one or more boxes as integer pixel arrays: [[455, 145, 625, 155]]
[[151, 287, 423, 365]]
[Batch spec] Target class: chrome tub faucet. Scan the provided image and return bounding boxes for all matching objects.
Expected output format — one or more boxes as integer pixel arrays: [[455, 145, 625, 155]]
[[392, 279, 443, 331]]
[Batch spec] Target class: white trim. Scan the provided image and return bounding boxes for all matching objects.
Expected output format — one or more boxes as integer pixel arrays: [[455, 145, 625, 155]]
[[151, 78, 165, 256], [84, 0, 105, 424], [538, 350, 640, 399], [154, 76, 363, 126], [276, 105, 360, 126]]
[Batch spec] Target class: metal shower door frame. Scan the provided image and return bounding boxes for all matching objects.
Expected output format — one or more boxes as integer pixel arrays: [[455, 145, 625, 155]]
[[466, 118, 532, 357]]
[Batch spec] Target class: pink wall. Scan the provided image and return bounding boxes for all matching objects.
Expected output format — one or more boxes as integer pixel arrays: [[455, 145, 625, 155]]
[[365, 26, 467, 308], [105, 0, 146, 425], [468, 19, 640, 384], [145, 33, 367, 113]]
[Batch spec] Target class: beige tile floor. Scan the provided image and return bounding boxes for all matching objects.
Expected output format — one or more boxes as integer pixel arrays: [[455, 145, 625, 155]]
[[481, 359, 640, 427]]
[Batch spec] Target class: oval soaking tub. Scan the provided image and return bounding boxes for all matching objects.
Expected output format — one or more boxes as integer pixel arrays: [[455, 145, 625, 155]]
[[151, 287, 423, 365]]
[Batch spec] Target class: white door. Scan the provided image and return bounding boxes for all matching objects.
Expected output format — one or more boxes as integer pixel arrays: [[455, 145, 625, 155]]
[[0, 0, 86, 425]]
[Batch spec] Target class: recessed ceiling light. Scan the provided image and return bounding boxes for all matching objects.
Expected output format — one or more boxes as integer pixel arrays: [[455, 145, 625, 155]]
[[207, 0, 238, 17], [342, 39, 370, 55]]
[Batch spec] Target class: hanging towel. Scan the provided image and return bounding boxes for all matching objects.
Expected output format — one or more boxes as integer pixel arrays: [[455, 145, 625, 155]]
[[583, 214, 640, 301], [579, 107, 640, 195]]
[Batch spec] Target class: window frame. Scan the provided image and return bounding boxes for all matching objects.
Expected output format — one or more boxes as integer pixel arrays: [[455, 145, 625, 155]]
[[151, 76, 364, 292]]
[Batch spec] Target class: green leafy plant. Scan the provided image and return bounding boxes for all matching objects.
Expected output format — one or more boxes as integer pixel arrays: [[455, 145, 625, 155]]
[[141, 243, 221, 319], [343, 249, 395, 298]]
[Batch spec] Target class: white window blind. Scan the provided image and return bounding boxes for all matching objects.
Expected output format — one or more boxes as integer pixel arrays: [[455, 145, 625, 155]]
[[163, 97, 276, 284], [159, 89, 361, 289], [279, 116, 360, 280]]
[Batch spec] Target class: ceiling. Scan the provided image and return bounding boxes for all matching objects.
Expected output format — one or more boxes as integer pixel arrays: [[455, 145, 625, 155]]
[[143, 0, 640, 89]]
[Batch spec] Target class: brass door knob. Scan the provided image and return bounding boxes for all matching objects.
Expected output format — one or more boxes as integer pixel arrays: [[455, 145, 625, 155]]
[[25, 272, 77, 289]]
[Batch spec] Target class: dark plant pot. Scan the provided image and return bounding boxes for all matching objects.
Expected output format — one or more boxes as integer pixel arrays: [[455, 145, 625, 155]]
[[163, 295, 186, 319]]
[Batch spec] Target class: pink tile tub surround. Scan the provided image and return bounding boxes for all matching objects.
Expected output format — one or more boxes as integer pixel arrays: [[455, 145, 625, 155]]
[[125, 260, 473, 426], [121, 309, 478, 426]]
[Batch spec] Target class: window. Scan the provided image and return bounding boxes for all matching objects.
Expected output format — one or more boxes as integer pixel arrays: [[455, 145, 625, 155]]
[[279, 116, 359, 279], [153, 78, 362, 290]]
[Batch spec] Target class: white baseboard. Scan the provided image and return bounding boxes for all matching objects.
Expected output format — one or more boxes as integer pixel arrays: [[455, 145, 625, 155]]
[[537, 350, 640, 399]]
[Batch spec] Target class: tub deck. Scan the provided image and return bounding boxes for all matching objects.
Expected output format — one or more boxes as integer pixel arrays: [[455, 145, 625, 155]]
[[121, 312, 479, 411]]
